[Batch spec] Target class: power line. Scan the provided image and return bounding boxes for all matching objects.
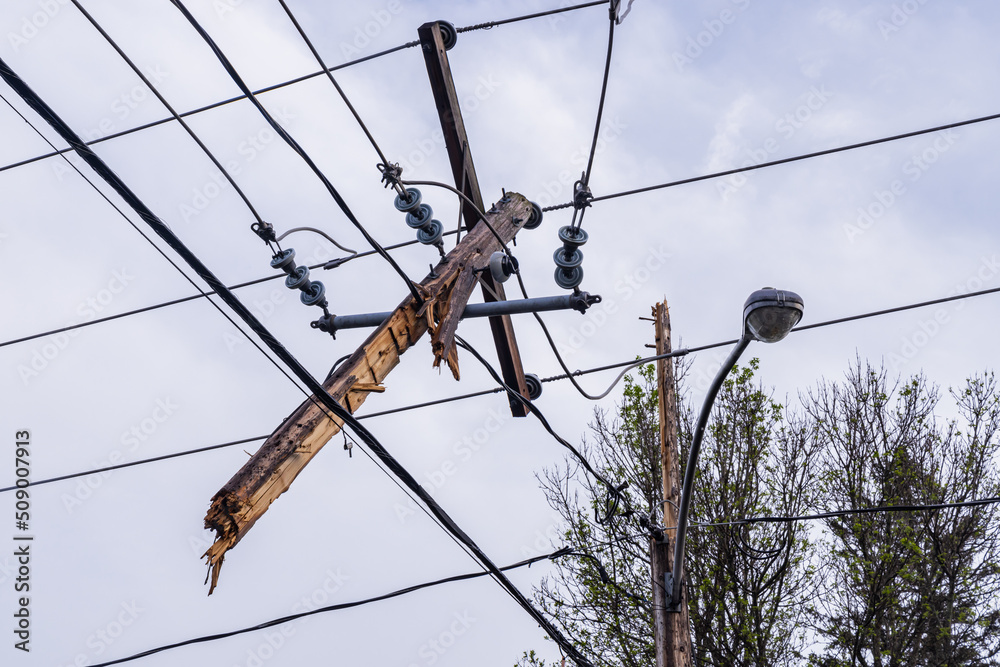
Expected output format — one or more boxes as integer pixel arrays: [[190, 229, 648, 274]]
[[0, 436, 265, 494], [690, 496, 1000, 530], [571, 3, 617, 231], [0, 88, 310, 402], [0, 39, 418, 175], [1, 52, 592, 666], [277, 0, 395, 175], [457, 0, 606, 33], [0, 1, 607, 176], [89, 548, 574, 667], [11, 277, 997, 497], [543, 110, 1000, 211], [68, 0, 266, 227], [0, 228, 465, 351], [168, 0, 423, 303]]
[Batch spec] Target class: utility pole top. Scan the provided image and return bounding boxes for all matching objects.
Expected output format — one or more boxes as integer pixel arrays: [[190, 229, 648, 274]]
[[418, 20, 530, 417]]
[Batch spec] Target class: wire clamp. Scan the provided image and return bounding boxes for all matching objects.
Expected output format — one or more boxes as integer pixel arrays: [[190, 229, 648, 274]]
[[569, 291, 601, 313], [572, 177, 593, 210]]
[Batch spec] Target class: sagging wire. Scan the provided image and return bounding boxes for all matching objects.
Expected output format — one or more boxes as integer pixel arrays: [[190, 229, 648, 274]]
[[169, 0, 424, 305], [569, 0, 618, 232], [454, 334, 630, 525]]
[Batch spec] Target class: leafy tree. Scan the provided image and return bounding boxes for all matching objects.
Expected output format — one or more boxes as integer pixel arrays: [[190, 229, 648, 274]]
[[805, 364, 1000, 667], [522, 361, 818, 666], [685, 359, 821, 667]]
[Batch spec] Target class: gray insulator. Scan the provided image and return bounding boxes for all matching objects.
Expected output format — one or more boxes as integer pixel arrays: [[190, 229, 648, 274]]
[[524, 202, 543, 230], [300, 280, 327, 307], [438, 21, 458, 50], [488, 251, 512, 283], [416, 219, 444, 245], [406, 203, 434, 229], [394, 187, 422, 213], [553, 247, 584, 269], [270, 248, 296, 273], [524, 373, 543, 400], [555, 265, 584, 290], [558, 225, 589, 249], [285, 265, 311, 291]]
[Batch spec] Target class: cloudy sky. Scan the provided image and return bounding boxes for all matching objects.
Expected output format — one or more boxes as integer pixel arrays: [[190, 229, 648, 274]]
[[2, 1, 999, 665]]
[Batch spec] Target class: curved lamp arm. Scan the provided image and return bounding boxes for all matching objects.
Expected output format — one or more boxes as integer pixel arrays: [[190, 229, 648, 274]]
[[668, 334, 751, 607]]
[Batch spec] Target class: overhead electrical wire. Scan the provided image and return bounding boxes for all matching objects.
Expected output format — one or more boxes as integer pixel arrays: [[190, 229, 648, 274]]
[[0, 0, 607, 176], [689, 496, 1000, 530], [0, 54, 593, 667], [0, 228, 465, 351], [167, 0, 424, 303], [276, 0, 396, 178], [68, 0, 267, 226], [544, 110, 1000, 211], [455, 334, 629, 524], [0, 89, 308, 399], [457, 0, 606, 33], [88, 547, 576, 667], [570, 3, 617, 231]]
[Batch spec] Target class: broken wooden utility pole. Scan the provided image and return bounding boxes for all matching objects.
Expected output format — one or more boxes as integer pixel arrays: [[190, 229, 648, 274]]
[[418, 20, 530, 417], [651, 301, 693, 667], [203, 193, 536, 593]]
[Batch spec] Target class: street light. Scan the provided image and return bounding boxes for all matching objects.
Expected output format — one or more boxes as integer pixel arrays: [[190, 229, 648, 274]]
[[666, 287, 804, 610]]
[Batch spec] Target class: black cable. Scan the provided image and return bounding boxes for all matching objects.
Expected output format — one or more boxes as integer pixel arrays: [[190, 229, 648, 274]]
[[0, 228, 465, 351], [571, 6, 616, 230], [0, 1, 609, 177], [0, 436, 265, 494], [89, 548, 574, 667], [68, 0, 266, 226], [0, 54, 591, 666], [168, 0, 423, 304], [692, 496, 1000, 529], [10, 275, 999, 498], [0, 42, 418, 176], [544, 110, 1000, 211], [454, 334, 627, 524], [457, 0, 606, 33], [0, 91, 304, 398], [277, 0, 394, 173]]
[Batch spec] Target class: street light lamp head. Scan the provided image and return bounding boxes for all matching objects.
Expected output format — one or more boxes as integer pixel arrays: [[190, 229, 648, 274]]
[[743, 287, 804, 343]]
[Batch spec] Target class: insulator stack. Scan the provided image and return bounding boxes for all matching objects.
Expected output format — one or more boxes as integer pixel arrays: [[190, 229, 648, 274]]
[[270, 248, 328, 308], [553, 225, 588, 290], [394, 187, 445, 248]]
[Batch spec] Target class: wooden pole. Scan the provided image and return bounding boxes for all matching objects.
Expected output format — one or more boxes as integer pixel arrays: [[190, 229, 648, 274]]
[[652, 301, 693, 667], [418, 21, 530, 417], [202, 193, 534, 593]]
